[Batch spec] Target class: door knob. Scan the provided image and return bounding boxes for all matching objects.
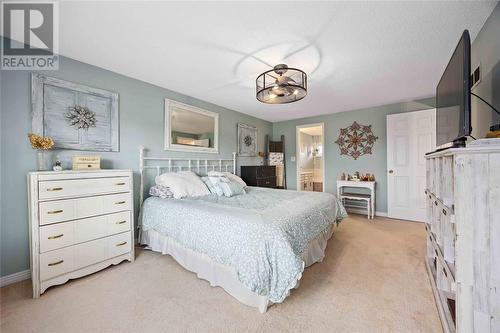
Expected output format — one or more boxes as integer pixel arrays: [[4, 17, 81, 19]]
[[388, 170, 394, 174]]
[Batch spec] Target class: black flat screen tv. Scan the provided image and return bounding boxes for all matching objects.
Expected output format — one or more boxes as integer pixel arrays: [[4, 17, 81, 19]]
[[436, 30, 471, 148]]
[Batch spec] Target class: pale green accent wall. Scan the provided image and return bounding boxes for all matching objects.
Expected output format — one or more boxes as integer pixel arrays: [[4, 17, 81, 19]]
[[0, 54, 271, 277], [273, 98, 436, 213], [471, 1, 500, 135]]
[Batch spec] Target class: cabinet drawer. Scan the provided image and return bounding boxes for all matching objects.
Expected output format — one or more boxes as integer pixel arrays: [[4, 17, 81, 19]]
[[107, 231, 132, 258], [39, 222, 75, 253], [40, 247, 75, 281], [256, 166, 276, 178], [106, 211, 132, 235], [39, 193, 131, 225], [75, 211, 131, 243], [39, 212, 132, 253], [38, 200, 76, 226], [75, 237, 107, 269], [39, 177, 130, 200], [256, 177, 276, 188]]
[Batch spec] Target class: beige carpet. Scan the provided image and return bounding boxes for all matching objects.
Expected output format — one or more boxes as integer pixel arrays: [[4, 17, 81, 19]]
[[1, 215, 441, 333]]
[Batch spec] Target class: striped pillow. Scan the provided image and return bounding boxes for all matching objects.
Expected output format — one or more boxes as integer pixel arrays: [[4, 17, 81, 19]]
[[217, 181, 246, 197]]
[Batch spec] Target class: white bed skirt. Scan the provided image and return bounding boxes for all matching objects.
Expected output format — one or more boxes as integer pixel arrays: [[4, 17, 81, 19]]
[[141, 225, 334, 313]]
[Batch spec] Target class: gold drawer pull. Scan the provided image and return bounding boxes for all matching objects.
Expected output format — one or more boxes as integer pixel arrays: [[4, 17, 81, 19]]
[[115, 201, 126, 205], [48, 234, 64, 239], [116, 241, 127, 247], [47, 187, 63, 191], [48, 260, 64, 266], [47, 209, 63, 215], [116, 220, 127, 225], [115, 182, 126, 186]]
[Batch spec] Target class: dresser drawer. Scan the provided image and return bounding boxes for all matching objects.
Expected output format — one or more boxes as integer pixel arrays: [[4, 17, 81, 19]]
[[39, 177, 130, 200], [39, 193, 131, 225], [39, 222, 75, 253], [256, 177, 276, 188], [256, 166, 276, 178], [75, 237, 107, 269], [75, 211, 131, 243], [40, 247, 75, 281], [38, 212, 132, 253], [106, 211, 132, 235], [107, 231, 132, 258], [40, 231, 132, 281]]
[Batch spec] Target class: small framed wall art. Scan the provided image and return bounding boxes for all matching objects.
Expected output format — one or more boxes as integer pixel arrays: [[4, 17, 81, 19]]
[[237, 123, 258, 156]]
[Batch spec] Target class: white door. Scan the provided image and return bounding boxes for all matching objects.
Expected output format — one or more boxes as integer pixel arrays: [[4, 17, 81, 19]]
[[387, 109, 436, 222]]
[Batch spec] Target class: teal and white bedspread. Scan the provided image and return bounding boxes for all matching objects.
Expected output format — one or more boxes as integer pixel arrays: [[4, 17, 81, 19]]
[[140, 187, 347, 303]]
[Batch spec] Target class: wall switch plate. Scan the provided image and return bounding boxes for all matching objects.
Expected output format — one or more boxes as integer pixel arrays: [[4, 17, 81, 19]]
[[291, 156, 296, 162], [470, 64, 481, 89]]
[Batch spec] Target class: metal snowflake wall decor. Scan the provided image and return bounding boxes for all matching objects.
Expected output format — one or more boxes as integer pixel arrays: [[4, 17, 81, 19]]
[[335, 121, 378, 160], [244, 135, 253, 147], [65, 105, 97, 130]]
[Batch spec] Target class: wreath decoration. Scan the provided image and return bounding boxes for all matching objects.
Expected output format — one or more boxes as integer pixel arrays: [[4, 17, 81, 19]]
[[335, 121, 378, 160], [65, 105, 97, 130], [244, 135, 253, 147]]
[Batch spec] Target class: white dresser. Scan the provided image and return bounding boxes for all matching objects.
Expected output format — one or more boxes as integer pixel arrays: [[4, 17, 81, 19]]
[[28, 170, 135, 298], [425, 140, 500, 333]]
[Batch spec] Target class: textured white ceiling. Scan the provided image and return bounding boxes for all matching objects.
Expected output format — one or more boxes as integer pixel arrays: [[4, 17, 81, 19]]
[[58, 1, 497, 122]]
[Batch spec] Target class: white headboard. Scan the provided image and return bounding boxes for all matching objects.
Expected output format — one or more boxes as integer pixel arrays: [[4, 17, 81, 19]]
[[138, 145, 236, 206]]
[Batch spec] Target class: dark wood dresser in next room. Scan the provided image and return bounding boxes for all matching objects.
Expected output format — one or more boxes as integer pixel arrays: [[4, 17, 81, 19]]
[[240, 166, 276, 189]]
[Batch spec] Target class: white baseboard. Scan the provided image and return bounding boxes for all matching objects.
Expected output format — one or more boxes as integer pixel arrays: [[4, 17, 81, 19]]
[[0, 270, 30, 287], [346, 207, 387, 217]]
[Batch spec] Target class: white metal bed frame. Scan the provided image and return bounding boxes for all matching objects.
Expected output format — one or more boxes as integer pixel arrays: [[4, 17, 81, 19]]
[[138, 146, 236, 237], [136, 146, 337, 313]]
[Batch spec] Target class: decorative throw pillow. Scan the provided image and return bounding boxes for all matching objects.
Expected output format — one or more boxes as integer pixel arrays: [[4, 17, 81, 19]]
[[201, 176, 217, 195], [217, 181, 247, 197], [155, 171, 210, 199], [207, 175, 229, 196], [149, 185, 174, 199], [207, 171, 247, 188]]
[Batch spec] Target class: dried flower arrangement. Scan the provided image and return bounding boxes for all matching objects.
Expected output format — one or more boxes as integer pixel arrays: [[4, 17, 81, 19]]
[[28, 133, 54, 150]]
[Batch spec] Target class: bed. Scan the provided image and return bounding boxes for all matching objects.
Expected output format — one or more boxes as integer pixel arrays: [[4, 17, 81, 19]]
[[138, 147, 347, 312]]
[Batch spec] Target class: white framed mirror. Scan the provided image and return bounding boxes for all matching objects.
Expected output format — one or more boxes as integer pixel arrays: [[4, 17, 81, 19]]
[[164, 99, 219, 153]]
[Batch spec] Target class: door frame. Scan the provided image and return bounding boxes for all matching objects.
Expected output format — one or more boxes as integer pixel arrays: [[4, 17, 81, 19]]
[[296, 123, 325, 192]]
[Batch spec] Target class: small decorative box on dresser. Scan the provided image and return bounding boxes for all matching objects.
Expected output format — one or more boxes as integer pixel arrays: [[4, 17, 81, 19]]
[[240, 166, 276, 188], [425, 140, 500, 333], [28, 170, 135, 298]]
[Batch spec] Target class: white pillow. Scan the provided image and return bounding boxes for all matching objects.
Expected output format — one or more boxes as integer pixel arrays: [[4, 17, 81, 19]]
[[155, 171, 210, 199], [207, 171, 247, 188]]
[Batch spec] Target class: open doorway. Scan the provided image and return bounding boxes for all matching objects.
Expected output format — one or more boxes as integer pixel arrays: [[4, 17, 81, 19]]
[[296, 123, 325, 192]]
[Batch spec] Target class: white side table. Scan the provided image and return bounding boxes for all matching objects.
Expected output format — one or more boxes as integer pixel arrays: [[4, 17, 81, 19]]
[[337, 180, 376, 219]]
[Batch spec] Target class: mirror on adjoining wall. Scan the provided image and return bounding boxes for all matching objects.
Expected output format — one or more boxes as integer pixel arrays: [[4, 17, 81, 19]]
[[164, 99, 219, 153]]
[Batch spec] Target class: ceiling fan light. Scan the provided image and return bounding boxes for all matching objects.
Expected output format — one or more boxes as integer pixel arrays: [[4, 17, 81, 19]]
[[256, 64, 307, 104]]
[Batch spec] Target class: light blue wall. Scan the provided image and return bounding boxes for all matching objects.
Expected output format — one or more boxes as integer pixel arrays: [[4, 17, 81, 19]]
[[273, 98, 436, 213], [471, 1, 500, 132], [0, 55, 272, 277]]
